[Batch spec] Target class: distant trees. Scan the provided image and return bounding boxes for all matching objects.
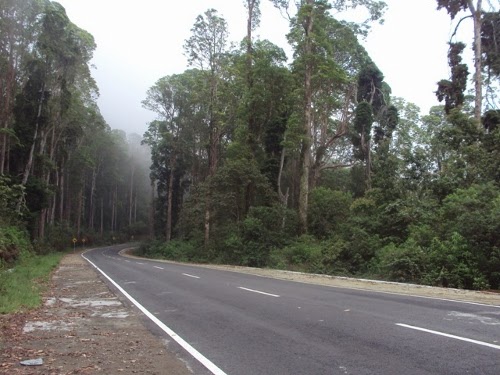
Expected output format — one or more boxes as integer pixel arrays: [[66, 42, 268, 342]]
[[0, 0, 151, 261]]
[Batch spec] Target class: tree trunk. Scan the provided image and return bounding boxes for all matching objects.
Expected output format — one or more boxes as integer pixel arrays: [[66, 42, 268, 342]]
[[88, 168, 97, 230], [129, 164, 135, 226], [111, 185, 117, 233], [17, 82, 45, 212], [469, 0, 483, 125], [76, 188, 83, 236], [166, 166, 174, 242], [100, 198, 104, 237], [149, 179, 155, 239], [59, 162, 65, 222], [298, 0, 314, 235], [0, 49, 16, 175]]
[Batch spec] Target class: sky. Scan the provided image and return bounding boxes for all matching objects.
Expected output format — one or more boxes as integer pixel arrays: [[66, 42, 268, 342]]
[[55, 0, 473, 136]]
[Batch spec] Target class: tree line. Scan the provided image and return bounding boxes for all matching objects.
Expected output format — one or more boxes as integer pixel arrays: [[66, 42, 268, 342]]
[[2, 0, 500, 291], [0, 0, 151, 263], [140, 0, 500, 290]]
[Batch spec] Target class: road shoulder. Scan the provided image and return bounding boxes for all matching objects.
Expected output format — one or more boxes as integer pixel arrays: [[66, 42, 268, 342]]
[[0, 251, 192, 374]]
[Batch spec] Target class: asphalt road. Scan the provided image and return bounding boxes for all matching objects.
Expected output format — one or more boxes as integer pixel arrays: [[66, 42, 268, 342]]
[[83, 245, 500, 375]]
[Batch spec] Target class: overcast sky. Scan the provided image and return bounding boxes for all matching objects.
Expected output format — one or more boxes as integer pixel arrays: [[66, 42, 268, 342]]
[[55, 0, 472, 136]]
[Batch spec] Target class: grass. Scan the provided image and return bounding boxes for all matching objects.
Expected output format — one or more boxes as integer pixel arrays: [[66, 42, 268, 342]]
[[0, 252, 64, 314]]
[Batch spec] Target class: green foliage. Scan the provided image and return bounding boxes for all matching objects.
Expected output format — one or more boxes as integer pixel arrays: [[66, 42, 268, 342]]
[[0, 251, 63, 313], [136, 240, 201, 263], [0, 176, 25, 224], [269, 235, 323, 272], [352, 101, 373, 161], [481, 12, 500, 77], [374, 239, 427, 283], [308, 188, 352, 238], [0, 226, 32, 266], [436, 0, 468, 20], [436, 43, 469, 114], [424, 233, 488, 290]]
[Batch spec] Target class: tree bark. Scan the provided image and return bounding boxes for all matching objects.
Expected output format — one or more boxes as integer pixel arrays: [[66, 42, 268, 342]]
[[298, 0, 314, 235], [149, 179, 155, 239], [166, 166, 174, 242], [17, 82, 45, 212], [468, 0, 483, 125], [76, 187, 83, 236]]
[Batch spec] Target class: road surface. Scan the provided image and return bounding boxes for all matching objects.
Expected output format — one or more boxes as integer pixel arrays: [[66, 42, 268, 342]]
[[83, 245, 500, 375]]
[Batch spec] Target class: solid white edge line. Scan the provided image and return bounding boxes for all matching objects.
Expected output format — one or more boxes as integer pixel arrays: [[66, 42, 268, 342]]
[[238, 286, 280, 298], [81, 251, 227, 375], [396, 323, 500, 350], [182, 273, 200, 279]]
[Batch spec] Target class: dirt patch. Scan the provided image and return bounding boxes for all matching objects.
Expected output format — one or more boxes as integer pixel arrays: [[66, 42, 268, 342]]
[[0, 252, 192, 375], [123, 250, 500, 307]]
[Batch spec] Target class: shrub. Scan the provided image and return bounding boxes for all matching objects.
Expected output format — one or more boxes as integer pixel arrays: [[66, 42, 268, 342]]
[[0, 226, 32, 266], [423, 233, 488, 290], [308, 188, 352, 239], [374, 239, 427, 283]]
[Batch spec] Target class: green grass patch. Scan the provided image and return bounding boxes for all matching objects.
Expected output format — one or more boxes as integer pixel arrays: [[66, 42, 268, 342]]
[[0, 252, 64, 314]]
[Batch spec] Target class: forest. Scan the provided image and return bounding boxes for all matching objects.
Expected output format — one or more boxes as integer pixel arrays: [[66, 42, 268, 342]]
[[1, 0, 500, 292]]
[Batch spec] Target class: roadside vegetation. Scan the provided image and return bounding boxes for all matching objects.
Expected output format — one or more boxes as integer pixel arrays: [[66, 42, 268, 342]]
[[0, 251, 63, 314], [2, 0, 500, 301]]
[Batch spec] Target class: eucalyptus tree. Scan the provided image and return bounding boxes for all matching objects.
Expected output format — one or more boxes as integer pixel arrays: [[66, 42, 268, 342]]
[[10, 1, 97, 238], [142, 73, 203, 241], [352, 63, 397, 190], [275, 0, 386, 233], [0, 0, 44, 175], [436, 0, 500, 124], [183, 9, 231, 245]]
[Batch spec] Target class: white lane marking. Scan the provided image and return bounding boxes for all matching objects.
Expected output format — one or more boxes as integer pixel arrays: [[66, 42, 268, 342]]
[[125, 260, 131, 263], [182, 273, 200, 279], [238, 287, 280, 298], [396, 323, 500, 350], [153, 266, 164, 270], [81, 252, 227, 375], [136, 262, 144, 265], [124, 281, 137, 284]]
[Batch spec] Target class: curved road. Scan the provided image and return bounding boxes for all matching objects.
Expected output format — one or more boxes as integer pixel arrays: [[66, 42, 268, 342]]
[[83, 245, 500, 375]]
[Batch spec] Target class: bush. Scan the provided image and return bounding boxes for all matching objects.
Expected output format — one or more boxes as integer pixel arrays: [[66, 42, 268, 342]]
[[374, 239, 427, 283], [0, 226, 32, 266], [137, 239, 201, 262], [308, 188, 352, 238], [270, 235, 322, 272], [423, 233, 488, 289]]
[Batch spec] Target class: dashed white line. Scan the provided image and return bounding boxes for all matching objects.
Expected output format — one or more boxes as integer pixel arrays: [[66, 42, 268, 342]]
[[396, 323, 500, 350], [183, 273, 200, 279], [153, 266, 164, 270], [238, 287, 280, 298], [136, 262, 144, 265]]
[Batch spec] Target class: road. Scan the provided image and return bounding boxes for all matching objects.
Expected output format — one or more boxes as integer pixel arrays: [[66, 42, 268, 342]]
[[83, 245, 500, 375]]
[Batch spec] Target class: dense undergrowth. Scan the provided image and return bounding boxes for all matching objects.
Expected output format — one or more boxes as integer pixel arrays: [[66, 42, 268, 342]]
[[138, 182, 500, 291]]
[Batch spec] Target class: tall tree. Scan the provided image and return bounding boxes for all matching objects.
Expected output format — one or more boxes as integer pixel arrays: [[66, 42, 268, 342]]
[[275, 0, 386, 233], [436, 0, 500, 123], [183, 9, 230, 245]]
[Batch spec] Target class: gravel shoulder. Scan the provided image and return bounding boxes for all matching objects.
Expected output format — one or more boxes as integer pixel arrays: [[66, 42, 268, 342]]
[[0, 251, 192, 375]]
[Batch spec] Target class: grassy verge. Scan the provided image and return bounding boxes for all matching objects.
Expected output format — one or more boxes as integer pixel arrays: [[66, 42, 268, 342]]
[[0, 252, 64, 314]]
